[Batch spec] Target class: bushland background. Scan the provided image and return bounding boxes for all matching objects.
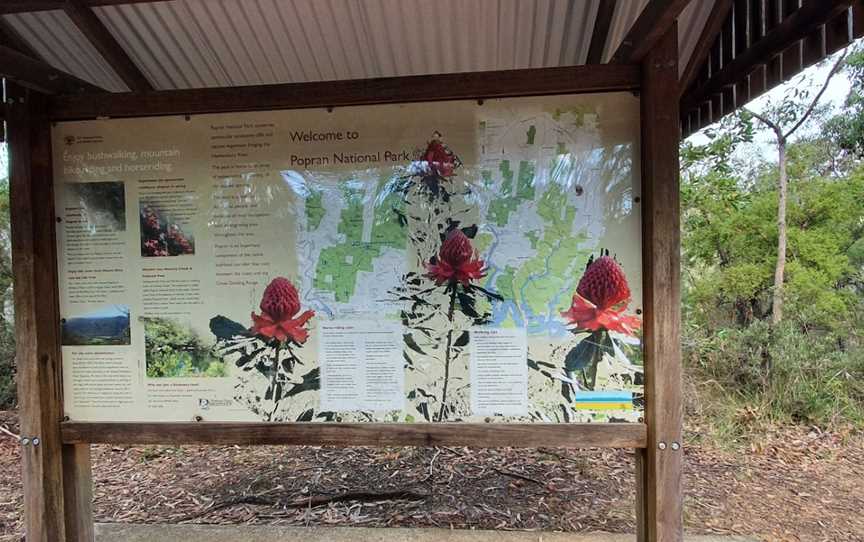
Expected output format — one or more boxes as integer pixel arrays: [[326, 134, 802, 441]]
[[0, 44, 862, 541]]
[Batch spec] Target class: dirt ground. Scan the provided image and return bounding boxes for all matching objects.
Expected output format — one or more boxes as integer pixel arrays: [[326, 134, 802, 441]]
[[0, 411, 861, 542]]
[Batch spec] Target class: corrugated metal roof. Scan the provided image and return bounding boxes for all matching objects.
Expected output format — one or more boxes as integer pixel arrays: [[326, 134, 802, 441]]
[[2, 0, 714, 92], [3, 9, 129, 91], [603, 0, 650, 63], [677, 0, 712, 76]]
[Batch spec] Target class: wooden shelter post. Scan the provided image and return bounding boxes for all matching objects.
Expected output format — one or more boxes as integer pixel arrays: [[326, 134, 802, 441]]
[[637, 23, 684, 542], [7, 81, 94, 542]]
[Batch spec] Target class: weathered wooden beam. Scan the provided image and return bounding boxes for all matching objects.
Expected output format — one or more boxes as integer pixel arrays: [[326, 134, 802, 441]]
[[62, 444, 94, 542], [587, 0, 617, 64], [636, 22, 683, 542], [681, 0, 855, 113], [825, 7, 853, 54], [679, 0, 733, 96], [7, 82, 67, 542], [853, 0, 864, 38], [62, 0, 152, 91], [610, 0, 693, 64], [48, 64, 641, 121], [0, 44, 104, 94], [61, 422, 648, 448]]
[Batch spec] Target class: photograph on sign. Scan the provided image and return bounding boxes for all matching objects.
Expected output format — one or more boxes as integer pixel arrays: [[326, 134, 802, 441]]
[[52, 92, 642, 424]]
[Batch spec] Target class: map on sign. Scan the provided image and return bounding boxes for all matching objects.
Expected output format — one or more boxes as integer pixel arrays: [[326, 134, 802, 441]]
[[290, 173, 407, 317], [278, 98, 643, 423], [292, 107, 620, 335]]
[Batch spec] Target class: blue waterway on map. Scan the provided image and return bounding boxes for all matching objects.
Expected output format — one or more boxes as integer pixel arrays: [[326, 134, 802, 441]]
[[483, 238, 572, 339]]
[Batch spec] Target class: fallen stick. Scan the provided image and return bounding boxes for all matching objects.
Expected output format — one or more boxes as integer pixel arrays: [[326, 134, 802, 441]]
[[284, 489, 428, 508], [178, 489, 428, 522], [0, 424, 20, 441]]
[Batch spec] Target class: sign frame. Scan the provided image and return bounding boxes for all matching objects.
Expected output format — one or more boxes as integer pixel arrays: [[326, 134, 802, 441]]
[[8, 31, 681, 542]]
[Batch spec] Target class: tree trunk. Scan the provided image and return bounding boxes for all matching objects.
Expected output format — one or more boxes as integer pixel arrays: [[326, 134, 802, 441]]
[[772, 139, 788, 325]]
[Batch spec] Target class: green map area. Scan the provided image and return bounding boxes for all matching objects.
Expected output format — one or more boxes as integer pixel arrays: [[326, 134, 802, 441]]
[[305, 189, 325, 230], [488, 160, 536, 227], [313, 179, 406, 302], [552, 105, 593, 126], [495, 157, 589, 322]]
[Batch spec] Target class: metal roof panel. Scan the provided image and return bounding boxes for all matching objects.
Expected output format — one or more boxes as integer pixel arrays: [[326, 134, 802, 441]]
[[4, 0, 717, 92], [3, 10, 128, 91]]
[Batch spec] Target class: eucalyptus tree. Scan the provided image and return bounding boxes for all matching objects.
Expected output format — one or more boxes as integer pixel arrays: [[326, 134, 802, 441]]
[[741, 49, 848, 324]]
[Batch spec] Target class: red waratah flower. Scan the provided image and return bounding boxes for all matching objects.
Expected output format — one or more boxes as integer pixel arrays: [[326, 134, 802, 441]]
[[166, 225, 194, 255], [426, 230, 486, 286], [142, 239, 167, 257], [561, 255, 641, 335], [251, 277, 314, 344], [142, 208, 160, 234], [423, 134, 456, 177]]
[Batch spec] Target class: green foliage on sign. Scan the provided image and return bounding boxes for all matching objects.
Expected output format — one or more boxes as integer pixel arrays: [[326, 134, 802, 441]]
[[143, 317, 226, 378]]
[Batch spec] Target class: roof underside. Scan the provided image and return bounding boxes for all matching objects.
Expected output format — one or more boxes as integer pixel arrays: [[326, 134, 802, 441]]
[[0, 1, 861, 139], [0, 0, 712, 92]]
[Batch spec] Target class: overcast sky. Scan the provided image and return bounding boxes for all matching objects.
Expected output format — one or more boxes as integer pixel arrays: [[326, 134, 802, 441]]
[[685, 45, 856, 159]]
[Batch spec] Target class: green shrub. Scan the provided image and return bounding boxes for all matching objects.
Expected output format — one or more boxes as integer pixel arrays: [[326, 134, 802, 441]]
[[685, 321, 864, 431], [0, 320, 15, 409]]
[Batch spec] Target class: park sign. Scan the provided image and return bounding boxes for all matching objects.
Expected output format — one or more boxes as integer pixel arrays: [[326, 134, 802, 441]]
[[51, 93, 644, 425]]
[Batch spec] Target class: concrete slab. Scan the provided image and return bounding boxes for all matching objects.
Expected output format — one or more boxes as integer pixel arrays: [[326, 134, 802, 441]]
[[96, 524, 757, 542]]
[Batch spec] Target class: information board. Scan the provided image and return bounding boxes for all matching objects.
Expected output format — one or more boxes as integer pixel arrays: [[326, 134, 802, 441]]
[[52, 92, 643, 424]]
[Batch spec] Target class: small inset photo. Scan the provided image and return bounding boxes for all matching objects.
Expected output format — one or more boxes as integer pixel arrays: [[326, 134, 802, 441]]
[[61, 305, 131, 346], [143, 317, 225, 378], [139, 203, 195, 257], [65, 181, 126, 231]]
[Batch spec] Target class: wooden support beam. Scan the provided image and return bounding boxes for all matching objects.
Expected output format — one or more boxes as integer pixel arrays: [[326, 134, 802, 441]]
[[637, 23, 683, 542], [8, 82, 81, 542], [48, 64, 641, 121], [62, 444, 94, 542], [587, 0, 617, 64], [681, 0, 855, 113], [0, 44, 104, 94], [61, 422, 648, 448], [62, 0, 152, 91], [9, 81, 95, 542], [853, 1, 864, 39], [679, 0, 733, 94], [825, 7, 853, 54], [0, 17, 41, 59], [610, 0, 693, 64], [7, 81, 66, 542]]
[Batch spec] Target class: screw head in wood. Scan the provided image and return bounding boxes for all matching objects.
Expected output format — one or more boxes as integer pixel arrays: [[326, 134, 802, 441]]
[[671, 442, 680, 451], [32, 437, 40, 446], [657, 441, 667, 450], [20, 437, 30, 446]]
